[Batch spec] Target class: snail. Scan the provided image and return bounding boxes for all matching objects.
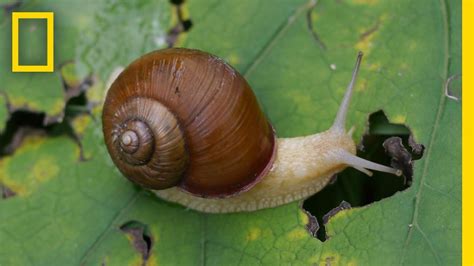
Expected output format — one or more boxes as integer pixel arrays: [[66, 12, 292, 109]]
[[102, 48, 401, 213]]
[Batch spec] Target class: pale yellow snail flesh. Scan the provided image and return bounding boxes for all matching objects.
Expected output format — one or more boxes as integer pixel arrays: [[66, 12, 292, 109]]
[[154, 52, 401, 213]]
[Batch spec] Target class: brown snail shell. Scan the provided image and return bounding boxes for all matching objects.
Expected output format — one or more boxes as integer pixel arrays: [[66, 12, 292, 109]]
[[102, 48, 277, 198]]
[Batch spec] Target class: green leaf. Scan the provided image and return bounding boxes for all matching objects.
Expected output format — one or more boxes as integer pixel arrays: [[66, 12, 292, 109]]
[[0, 0, 460, 265], [0, 94, 8, 132]]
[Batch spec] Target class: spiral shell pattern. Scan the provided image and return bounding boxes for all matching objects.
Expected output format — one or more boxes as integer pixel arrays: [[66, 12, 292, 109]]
[[102, 48, 276, 197], [103, 96, 188, 189]]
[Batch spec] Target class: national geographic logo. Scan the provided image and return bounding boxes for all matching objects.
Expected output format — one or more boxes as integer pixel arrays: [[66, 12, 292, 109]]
[[11, 12, 54, 72]]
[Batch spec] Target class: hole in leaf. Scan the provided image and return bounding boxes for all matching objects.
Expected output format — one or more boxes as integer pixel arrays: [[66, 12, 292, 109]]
[[169, 0, 184, 5], [119, 220, 153, 262], [0, 68, 94, 158], [322, 201, 351, 225], [303, 110, 424, 241], [0, 110, 47, 156], [182, 19, 193, 31], [300, 206, 320, 238]]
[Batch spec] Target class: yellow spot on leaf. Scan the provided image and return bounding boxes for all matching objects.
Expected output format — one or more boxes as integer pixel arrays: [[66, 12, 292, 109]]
[[168, 5, 189, 48], [124, 232, 134, 243], [368, 62, 381, 72], [126, 245, 158, 266], [320, 254, 340, 265], [0, 136, 53, 196], [351, 0, 378, 5], [299, 210, 309, 225], [308, 255, 319, 264], [246, 227, 261, 241], [86, 79, 106, 103], [227, 53, 240, 66], [174, 32, 189, 48], [356, 79, 368, 92], [50, 99, 65, 115], [310, 11, 319, 22], [355, 31, 375, 54], [392, 115, 406, 124], [31, 157, 59, 182], [71, 114, 92, 136], [0, 158, 26, 195], [348, 260, 358, 266], [125, 228, 159, 266], [408, 41, 418, 51], [170, 6, 179, 28], [129, 255, 144, 266], [9, 96, 41, 111], [400, 62, 409, 70], [75, 15, 92, 29], [179, 1, 190, 21], [19, 135, 47, 151], [122, 232, 148, 266], [146, 253, 158, 266], [355, 14, 388, 54], [0, 155, 59, 196], [287, 90, 315, 113], [10, 96, 64, 117], [287, 228, 307, 240], [411, 129, 420, 141]]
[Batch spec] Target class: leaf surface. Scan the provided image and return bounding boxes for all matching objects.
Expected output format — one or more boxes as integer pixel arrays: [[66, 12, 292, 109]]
[[0, 0, 461, 265]]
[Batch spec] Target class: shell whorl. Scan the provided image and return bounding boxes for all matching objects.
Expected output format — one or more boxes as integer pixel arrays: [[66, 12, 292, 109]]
[[102, 48, 276, 198], [105, 97, 188, 189]]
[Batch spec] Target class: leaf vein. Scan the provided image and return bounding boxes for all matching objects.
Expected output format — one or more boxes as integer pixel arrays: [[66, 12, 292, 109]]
[[399, 0, 450, 264], [79, 189, 142, 264]]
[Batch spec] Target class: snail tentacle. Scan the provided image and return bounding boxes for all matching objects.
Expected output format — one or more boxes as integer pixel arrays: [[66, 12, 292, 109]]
[[331, 51, 363, 133], [328, 52, 400, 177]]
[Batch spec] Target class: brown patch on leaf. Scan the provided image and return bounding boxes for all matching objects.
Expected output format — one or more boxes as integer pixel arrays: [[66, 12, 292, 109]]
[[120, 220, 153, 265], [383, 136, 419, 185], [302, 208, 320, 237], [4, 127, 47, 155], [1, 182, 16, 199], [65, 76, 94, 102], [1, 0, 21, 13], [322, 201, 351, 224], [59, 61, 100, 114], [358, 19, 381, 42], [325, 256, 335, 266], [166, 0, 193, 47], [408, 135, 425, 159], [306, 0, 326, 50]]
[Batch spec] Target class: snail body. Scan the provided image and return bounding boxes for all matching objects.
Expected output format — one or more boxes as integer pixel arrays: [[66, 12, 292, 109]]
[[102, 48, 400, 213]]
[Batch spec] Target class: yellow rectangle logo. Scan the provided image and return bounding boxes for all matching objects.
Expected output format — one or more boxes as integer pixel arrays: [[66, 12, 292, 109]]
[[11, 12, 54, 72]]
